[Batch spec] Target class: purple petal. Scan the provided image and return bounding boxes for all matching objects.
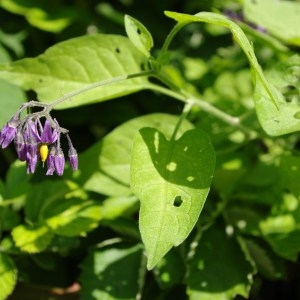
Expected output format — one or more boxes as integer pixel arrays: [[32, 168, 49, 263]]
[[54, 149, 65, 176], [41, 119, 58, 144], [46, 146, 56, 175], [66, 134, 78, 171], [29, 119, 41, 141], [0, 125, 17, 148], [0, 114, 20, 148], [69, 153, 78, 170], [25, 121, 38, 174], [14, 129, 27, 161]]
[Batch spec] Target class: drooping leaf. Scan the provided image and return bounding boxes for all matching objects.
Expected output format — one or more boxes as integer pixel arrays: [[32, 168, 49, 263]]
[[164, 11, 300, 136], [75, 113, 194, 196], [0, 252, 17, 300], [80, 243, 145, 300], [12, 223, 54, 253], [243, 0, 300, 46], [0, 34, 151, 109], [125, 15, 154, 57], [186, 226, 254, 300], [131, 127, 215, 269]]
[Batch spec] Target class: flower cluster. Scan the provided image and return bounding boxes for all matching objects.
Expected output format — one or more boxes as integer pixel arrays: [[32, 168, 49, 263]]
[[0, 102, 78, 175]]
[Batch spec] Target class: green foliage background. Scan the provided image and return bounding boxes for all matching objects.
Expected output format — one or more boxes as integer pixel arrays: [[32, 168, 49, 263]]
[[0, 0, 300, 299]]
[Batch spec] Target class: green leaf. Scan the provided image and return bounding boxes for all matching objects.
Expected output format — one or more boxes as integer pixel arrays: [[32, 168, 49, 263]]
[[186, 226, 254, 300], [0, 0, 78, 33], [0, 252, 17, 300], [124, 15, 154, 57], [80, 243, 145, 300], [101, 195, 139, 220], [12, 223, 54, 253], [0, 79, 25, 127], [3, 161, 29, 200], [243, 238, 284, 280], [131, 127, 215, 269], [0, 34, 150, 109], [43, 198, 102, 237], [243, 0, 300, 46], [24, 180, 76, 223], [280, 154, 300, 198], [0, 206, 20, 230], [76, 113, 194, 196], [153, 249, 185, 289], [164, 11, 300, 136]]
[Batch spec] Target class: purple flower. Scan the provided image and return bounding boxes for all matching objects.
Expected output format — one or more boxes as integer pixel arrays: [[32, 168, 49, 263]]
[[1, 103, 78, 176], [0, 114, 20, 148]]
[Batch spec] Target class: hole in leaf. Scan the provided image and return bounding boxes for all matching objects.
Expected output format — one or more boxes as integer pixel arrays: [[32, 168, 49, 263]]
[[173, 196, 183, 207], [115, 47, 121, 54], [137, 28, 141, 35]]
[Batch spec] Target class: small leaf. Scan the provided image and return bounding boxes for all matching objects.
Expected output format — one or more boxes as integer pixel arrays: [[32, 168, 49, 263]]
[[0, 34, 150, 109], [12, 223, 54, 253], [80, 243, 145, 300], [186, 226, 254, 300], [131, 127, 215, 269], [0, 252, 17, 300], [125, 15, 154, 57]]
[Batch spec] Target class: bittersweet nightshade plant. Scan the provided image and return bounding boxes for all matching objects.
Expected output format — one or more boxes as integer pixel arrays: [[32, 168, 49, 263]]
[[0, 2, 300, 300]]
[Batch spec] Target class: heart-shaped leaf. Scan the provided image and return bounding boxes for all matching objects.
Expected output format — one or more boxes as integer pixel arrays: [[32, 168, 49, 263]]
[[131, 127, 215, 269]]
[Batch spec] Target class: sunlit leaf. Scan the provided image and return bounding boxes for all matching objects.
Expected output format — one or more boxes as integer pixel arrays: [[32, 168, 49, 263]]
[[243, 0, 300, 46], [131, 127, 215, 269], [0, 34, 150, 109], [164, 11, 300, 136], [12, 223, 54, 253], [0, 252, 17, 300], [125, 15, 154, 57], [0, 79, 25, 128]]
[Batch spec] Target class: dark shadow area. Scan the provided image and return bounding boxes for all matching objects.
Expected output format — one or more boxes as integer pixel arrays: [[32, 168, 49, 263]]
[[139, 127, 215, 190]]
